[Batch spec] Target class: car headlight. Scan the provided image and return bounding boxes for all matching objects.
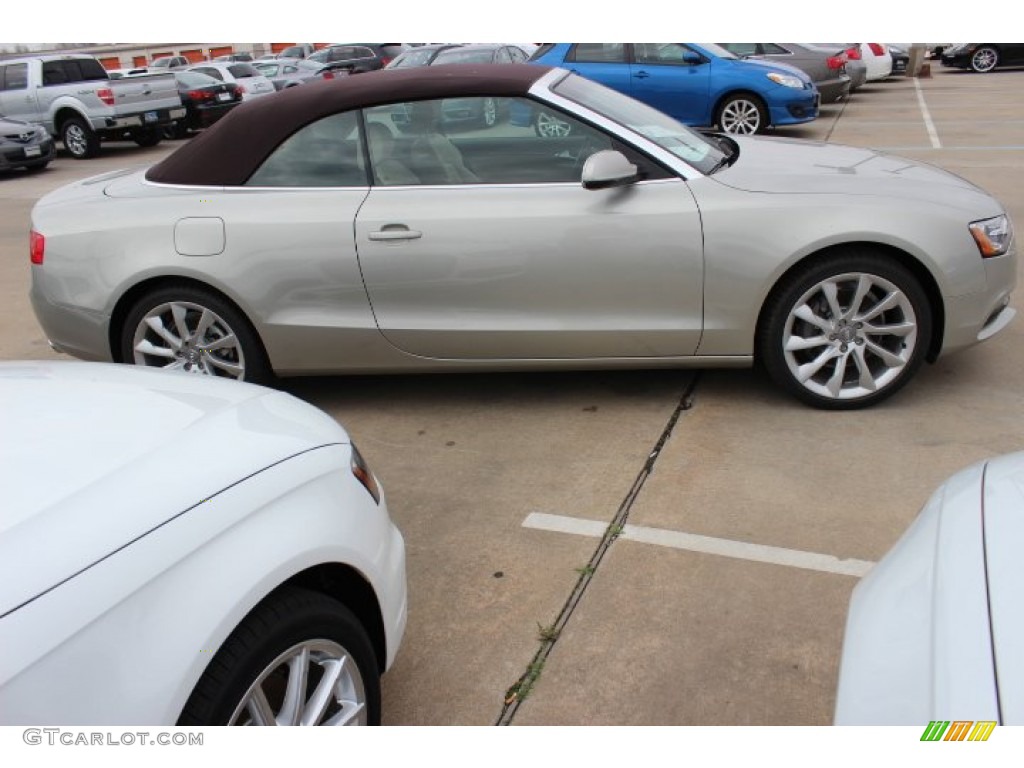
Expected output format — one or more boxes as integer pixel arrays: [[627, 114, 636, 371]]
[[767, 72, 804, 89], [350, 441, 381, 504], [969, 215, 1014, 258]]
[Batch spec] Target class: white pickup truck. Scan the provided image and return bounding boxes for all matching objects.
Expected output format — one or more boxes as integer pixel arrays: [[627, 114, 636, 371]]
[[0, 54, 185, 159]]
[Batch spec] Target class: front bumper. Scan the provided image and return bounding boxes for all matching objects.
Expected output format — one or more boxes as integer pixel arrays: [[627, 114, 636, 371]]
[[0, 138, 55, 169]]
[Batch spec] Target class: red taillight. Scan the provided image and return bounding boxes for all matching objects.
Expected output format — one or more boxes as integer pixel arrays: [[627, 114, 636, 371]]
[[380, 57, 392, 67], [868, 43, 886, 56], [96, 87, 115, 106], [826, 55, 845, 70], [186, 89, 208, 100], [237, 84, 247, 93], [846, 46, 861, 60], [30, 230, 45, 265], [321, 70, 335, 80]]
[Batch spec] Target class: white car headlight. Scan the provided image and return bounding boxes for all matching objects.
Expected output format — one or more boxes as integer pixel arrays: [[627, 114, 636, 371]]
[[969, 214, 1014, 258], [767, 72, 804, 89]]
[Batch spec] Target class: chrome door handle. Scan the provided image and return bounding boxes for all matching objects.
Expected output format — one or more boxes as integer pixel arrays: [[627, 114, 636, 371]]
[[368, 228, 422, 241], [634, 70, 650, 78]]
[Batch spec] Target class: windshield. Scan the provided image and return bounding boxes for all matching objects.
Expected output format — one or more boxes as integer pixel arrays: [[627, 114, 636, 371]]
[[551, 73, 728, 175], [389, 47, 444, 68]]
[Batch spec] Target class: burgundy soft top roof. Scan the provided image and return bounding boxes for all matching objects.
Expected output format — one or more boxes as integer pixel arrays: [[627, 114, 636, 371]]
[[146, 63, 554, 186]]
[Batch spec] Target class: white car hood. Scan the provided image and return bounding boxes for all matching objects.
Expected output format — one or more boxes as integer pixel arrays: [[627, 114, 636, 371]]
[[712, 135, 1001, 214], [0, 362, 348, 618], [981, 453, 1024, 723]]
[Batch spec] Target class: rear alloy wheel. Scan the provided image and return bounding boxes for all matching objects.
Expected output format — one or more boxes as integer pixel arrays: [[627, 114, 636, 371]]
[[970, 46, 999, 73], [534, 110, 573, 138], [61, 117, 100, 159], [716, 94, 768, 135], [178, 588, 381, 726], [758, 251, 931, 409], [121, 286, 271, 384]]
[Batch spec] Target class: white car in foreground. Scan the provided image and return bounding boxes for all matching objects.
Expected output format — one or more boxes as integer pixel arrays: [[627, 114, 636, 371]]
[[0, 361, 406, 725], [834, 452, 1023, 724]]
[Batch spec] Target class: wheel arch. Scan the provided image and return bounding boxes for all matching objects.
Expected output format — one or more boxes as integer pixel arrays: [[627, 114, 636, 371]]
[[755, 241, 946, 364], [53, 106, 90, 134], [108, 275, 270, 365], [280, 564, 388, 674]]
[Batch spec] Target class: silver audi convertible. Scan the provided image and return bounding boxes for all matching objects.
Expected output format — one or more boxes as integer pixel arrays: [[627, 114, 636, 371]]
[[29, 64, 1017, 409]]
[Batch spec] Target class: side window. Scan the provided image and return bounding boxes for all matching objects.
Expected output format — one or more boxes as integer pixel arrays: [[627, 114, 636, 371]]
[[761, 44, 790, 55], [365, 97, 626, 186], [634, 43, 701, 66], [42, 62, 68, 85], [246, 111, 367, 187], [568, 43, 627, 64], [494, 48, 512, 64], [2, 64, 29, 90], [509, 47, 528, 63]]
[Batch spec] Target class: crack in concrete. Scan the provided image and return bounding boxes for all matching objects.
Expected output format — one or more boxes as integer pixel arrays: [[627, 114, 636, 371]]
[[495, 373, 701, 725]]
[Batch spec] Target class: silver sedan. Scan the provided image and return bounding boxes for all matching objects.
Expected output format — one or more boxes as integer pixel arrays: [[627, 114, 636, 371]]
[[28, 64, 1017, 409]]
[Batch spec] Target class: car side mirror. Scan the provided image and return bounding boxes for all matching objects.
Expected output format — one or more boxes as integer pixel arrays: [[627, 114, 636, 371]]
[[682, 52, 704, 65], [581, 150, 639, 190]]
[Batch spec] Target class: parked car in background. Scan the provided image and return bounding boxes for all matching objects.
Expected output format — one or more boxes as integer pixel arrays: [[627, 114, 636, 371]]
[[386, 44, 461, 69], [162, 70, 244, 139], [387, 44, 532, 130], [214, 52, 254, 63], [0, 361, 407, 726], [854, 43, 893, 81], [29, 65, 1017, 409], [717, 43, 851, 103], [0, 115, 55, 172], [306, 44, 408, 73], [253, 58, 326, 89], [0, 55, 184, 158], [835, 451, 1024, 724], [278, 44, 316, 60], [530, 43, 819, 135], [187, 62, 275, 101], [941, 44, 1024, 73], [811, 44, 868, 90], [150, 55, 190, 70], [888, 45, 909, 75]]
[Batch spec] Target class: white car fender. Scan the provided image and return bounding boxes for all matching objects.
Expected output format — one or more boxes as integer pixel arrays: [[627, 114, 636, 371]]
[[0, 444, 406, 725]]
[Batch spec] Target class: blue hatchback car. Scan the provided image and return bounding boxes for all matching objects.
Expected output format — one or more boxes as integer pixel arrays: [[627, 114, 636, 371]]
[[528, 43, 820, 134]]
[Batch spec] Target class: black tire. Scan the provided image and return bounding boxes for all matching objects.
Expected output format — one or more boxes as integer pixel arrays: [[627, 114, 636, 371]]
[[131, 127, 162, 147], [970, 46, 999, 73], [120, 284, 273, 385], [715, 93, 769, 135], [162, 121, 190, 140], [60, 116, 100, 159], [178, 587, 381, 726], [757, 249, 932, 410]]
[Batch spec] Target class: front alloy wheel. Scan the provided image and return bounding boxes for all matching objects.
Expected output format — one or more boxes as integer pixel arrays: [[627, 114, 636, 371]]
[[717, 96, 767, 135], [178, 588, 381, 726], [229, 639, 369, 726], [970, 47, 999, 73], [759, 252, 931, 409]]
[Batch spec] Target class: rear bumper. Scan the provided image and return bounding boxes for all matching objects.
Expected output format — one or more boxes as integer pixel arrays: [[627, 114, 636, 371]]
[[29, 274, 113, 363], [95, 107, 187, 133]]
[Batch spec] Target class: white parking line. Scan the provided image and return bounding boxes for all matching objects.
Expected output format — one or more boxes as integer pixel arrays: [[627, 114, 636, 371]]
[[523, 512, 875, 578], [914, 78, 942, 149]]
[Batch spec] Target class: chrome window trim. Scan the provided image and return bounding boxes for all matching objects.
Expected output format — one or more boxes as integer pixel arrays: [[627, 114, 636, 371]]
[[528, 68, 705, 181]]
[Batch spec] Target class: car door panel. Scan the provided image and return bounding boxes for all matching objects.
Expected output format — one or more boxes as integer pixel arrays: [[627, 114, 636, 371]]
[[354, 181, 704, 360]]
